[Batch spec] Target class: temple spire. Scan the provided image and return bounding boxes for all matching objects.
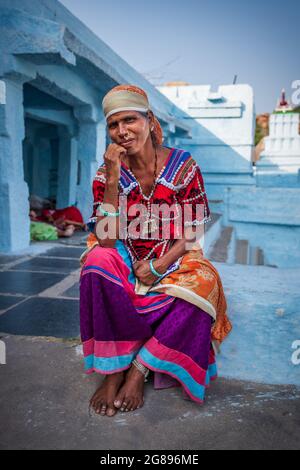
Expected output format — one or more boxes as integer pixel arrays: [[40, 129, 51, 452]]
[[279, 89, 288, 107], [275, 88, 293, 112]]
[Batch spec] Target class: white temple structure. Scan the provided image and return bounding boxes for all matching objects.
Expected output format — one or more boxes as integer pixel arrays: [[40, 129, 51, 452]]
[[256, 90, 300, 187]]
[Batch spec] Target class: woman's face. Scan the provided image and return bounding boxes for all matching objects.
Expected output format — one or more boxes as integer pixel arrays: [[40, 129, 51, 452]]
[[107, 110, 154, 154]]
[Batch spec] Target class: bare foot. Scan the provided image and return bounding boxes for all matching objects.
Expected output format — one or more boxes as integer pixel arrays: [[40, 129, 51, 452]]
[[90, 371, 125, 417], [63, 225, 75, 237], [56, 224, 75, 238], [113, 365, 145, 412]]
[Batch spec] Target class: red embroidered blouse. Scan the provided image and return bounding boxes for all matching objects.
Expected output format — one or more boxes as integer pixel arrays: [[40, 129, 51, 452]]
[[88, 147, 211, 263]]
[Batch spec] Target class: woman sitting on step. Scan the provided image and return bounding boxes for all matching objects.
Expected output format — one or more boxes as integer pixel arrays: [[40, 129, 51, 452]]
[[79, 84, 232, 417]]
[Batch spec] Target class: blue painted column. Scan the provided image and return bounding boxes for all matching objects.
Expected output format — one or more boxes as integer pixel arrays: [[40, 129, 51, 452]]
[[75, 108, 107, 223], [56, 126, 78, 209], [0, 78, 30, 252]]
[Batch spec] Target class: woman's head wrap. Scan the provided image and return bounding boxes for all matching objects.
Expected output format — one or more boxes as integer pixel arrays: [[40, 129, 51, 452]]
[[102, 84, 163, 145]]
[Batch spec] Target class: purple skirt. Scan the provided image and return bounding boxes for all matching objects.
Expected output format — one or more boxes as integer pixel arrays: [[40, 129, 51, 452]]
[[79, 241, 217, 403]]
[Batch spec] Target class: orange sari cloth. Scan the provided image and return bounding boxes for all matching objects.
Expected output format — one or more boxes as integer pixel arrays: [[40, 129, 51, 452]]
[[148, 246, 232, 347]]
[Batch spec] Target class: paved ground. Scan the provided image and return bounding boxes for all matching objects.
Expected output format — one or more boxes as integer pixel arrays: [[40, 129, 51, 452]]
[[0, 237, 299, 450]]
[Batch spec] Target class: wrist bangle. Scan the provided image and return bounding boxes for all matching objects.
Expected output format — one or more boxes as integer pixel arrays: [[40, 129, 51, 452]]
[[97, 204, 120, 217], [149, 259, 165, 278]]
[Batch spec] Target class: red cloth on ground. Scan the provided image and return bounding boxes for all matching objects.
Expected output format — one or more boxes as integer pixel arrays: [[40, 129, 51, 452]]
[[41, 206, 84, 224]]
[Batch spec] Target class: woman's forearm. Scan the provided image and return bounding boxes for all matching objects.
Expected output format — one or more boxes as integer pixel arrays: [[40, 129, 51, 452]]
[[94, 179, 120, 248], [154, 239, 189, 273], [155, 227, 198, 273]]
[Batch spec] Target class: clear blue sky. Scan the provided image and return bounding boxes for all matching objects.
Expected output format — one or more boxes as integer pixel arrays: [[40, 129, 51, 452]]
[[60, 0, 300, 114]]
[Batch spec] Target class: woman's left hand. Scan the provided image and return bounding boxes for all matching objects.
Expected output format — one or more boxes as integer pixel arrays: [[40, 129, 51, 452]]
[[133, 260, 163, 286]]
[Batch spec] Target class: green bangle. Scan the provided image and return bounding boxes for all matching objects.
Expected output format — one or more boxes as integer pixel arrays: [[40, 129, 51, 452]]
[[149, 259, 164, 278], [97, 204, 120, 217]]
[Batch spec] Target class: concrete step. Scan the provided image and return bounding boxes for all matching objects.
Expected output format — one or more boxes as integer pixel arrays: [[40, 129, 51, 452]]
[[208, 226, 234, 263], [205, 219, 266, 267], [249, 246, 265, 266], [235, 239, 249, 265], [203, 212, 223, 256], [235, 241, 265, 266]]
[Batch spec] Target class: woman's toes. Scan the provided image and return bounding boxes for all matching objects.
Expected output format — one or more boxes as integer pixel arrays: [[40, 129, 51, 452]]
[[120, 401, 128, 412], [95, 402, 106, 415], [130, 402, 136, 411], [113, 396, 123, 409], [106, 401, 117, 417], [129, 399, 136, 411], [125, 401, 132, 412], [136, 399, 141, 410], [106, 407, 117, 417], [125, 399, 135, 412], [92, 399, 100, 411]]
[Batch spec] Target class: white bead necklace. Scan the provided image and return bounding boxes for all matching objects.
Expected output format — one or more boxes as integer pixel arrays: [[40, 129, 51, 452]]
[[125, 148, 173, 262]]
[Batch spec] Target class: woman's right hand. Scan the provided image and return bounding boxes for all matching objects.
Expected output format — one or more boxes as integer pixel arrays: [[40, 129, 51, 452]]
[[104, 143, 127, 182]]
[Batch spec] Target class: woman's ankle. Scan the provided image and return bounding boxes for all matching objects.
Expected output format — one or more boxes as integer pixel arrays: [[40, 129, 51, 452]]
[[105, 370, 125, 381]]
